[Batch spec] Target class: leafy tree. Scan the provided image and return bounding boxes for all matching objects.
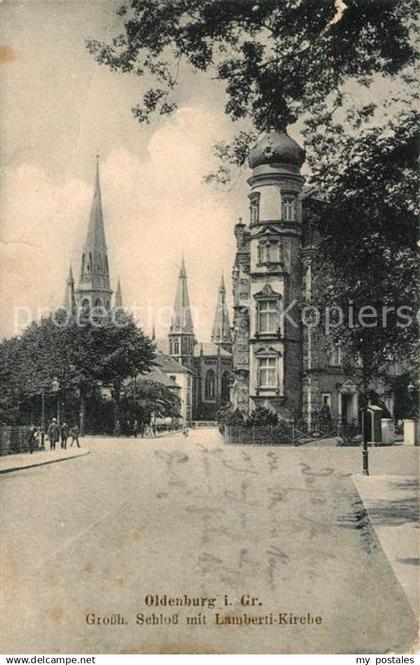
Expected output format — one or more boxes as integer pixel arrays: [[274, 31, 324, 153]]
[[0, 309, 156, 434], [305, 108, 418, 387], [121, 378, 181, 426], [87, 0, 416, 132]]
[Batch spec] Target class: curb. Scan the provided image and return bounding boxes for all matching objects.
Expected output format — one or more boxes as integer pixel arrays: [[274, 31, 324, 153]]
[[0, 450, 90, 475]]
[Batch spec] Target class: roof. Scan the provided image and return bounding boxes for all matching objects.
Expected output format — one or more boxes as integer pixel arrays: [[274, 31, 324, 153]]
[[194, 342, 232, 358], [248, 130, 305, 169], [138, 368, 180, 389], [155, 351, 192, 374]]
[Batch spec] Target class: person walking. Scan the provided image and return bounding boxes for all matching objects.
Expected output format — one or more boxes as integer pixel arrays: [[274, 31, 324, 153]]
[[60, 422, 69, 449], [133, 419, 139, 438], [70, 423, 80, 448], [26, 425, 38, 454], [47, 418, 59, 450], [114, 419, 121, 438]]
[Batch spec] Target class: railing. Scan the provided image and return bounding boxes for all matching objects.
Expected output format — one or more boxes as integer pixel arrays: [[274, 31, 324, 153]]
[[224, 424, 296, 445], [0, 426, 35, 456], [223, 419, 362, 446]]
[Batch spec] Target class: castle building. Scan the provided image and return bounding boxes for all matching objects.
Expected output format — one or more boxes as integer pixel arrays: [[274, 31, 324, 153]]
[[231, 130, 305, 421], [230, 130, 392, 428]]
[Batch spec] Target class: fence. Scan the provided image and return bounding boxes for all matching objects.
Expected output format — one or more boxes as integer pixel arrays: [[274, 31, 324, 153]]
[[222, 419, 362, 445], [0, 426, 35, 456]]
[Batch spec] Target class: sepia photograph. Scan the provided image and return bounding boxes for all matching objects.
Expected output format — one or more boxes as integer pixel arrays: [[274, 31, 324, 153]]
[[0, 0, 418, 657]]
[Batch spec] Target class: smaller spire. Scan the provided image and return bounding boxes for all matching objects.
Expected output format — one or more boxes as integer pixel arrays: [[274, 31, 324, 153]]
[[151, 321, 156, 341], [211, 273, 232, 349], [180, 255, 187, 278], [114, 278, 123, 308], [63, 264, 76, 312]]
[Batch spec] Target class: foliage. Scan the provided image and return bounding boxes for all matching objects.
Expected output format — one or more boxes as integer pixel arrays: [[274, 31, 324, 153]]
[[121, 378, 181, 423], [217, 403, 245, 427], [87, 0, 417, 132], [306, 108, 419, 384], [0, 309, 156, 428], [245, 405, 279, 426]]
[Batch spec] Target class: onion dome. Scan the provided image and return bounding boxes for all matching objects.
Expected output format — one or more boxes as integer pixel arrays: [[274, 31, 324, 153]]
[[248, 130, 305, 169]]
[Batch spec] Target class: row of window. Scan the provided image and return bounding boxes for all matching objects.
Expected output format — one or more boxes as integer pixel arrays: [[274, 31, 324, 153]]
[[250, 194, 297, 224]]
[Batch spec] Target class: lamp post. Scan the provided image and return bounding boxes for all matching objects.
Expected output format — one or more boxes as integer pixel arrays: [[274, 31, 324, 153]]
[[51, 377, 60, 430], [40, 389, 46, 448], [361, 404, 369, 476]]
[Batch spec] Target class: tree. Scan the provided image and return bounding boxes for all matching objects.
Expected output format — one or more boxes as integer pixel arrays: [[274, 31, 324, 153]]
[[121, 378, 181, 426], [305, 108, 418, 387], [0, 309, 156, 434], [87, 0, 416, 132]]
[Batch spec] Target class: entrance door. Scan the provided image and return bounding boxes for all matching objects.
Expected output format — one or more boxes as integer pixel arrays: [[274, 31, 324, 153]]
[[341, 393, 353, 425]]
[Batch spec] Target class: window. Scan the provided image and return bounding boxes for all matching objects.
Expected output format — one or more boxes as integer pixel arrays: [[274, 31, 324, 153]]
[[321, 393, 332, 408], [221, 371, 230, 404], [169, 375, 177, 383], [258, 300, 278, 334], [205, 370, 216, 400], [281, 196, 296, 221], [250, 193, 260, 224], [171, 339, 180, 355], [94, 298, 103, 307], [329, 344, 342, 366], [258, 241, 280, 265], [258, 357, 277, 388]]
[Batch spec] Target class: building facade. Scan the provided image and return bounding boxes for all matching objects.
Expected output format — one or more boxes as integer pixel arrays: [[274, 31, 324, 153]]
[[230, 130, 392, 429]]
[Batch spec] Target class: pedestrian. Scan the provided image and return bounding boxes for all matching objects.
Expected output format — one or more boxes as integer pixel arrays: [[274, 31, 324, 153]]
[[25, 425, 38, 454], [114, 419, 121, 437], [133, 419, 139, 438], [70, 423, 80, 448], [126, 419, 132, 437], [47, 418, 59, 450], [60, 422, 69, 449], [183, 425, 189, 438]]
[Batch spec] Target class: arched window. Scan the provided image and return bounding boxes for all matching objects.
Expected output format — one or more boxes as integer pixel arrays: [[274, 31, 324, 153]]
[[205, 370, 216, 400], [172, 339, 180, 355], [221, 371, 230, 404], [94, 298, 103, 308], [82, 298, 90, 309]]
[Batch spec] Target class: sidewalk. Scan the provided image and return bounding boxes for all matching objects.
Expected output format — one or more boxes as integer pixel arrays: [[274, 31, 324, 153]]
[[353, 474, 419, 618], [0, 447, 90, 474]]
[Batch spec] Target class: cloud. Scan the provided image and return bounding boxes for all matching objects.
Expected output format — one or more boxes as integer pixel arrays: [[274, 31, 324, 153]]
[[1, 106, 239, 340]]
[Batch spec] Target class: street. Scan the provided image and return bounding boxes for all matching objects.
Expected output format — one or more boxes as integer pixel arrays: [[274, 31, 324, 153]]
[[1, 429, 418, 654]]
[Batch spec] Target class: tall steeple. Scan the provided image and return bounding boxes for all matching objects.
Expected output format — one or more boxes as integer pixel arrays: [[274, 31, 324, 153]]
[[114, 278, 123, 308], [168, 257, 195, 367], [63, 265, 76, 313], [211, 274, 232, 351], [75, 156, 113, 310]]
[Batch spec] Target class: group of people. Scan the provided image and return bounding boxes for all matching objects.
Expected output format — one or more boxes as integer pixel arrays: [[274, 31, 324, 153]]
[[25, 419, 81, 454]]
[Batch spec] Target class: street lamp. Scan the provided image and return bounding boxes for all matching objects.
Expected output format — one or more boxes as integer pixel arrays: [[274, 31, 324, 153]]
[[51, 377, 60, 429], [361, 405, 369, 476]]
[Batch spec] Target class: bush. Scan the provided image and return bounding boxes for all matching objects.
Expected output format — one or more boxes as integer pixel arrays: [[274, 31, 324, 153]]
[[245, 406, 279, 427]]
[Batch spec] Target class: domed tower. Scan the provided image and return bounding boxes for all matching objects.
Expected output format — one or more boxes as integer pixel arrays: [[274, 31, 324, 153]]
[[247, 130, 305, 419]]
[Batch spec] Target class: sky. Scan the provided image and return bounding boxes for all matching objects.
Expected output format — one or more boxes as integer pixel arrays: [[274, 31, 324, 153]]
[[0, 0, 402, 341], [0, 0, 258, 341]]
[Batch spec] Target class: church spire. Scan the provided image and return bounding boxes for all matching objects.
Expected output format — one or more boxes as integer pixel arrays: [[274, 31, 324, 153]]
[[76, 156, 113, 309], [168, 257, 195, 367], [63, 265, 76, 313], [170, 257, 194, 336], [211, 274, 232, 350], [114, 278, 123, 308]]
